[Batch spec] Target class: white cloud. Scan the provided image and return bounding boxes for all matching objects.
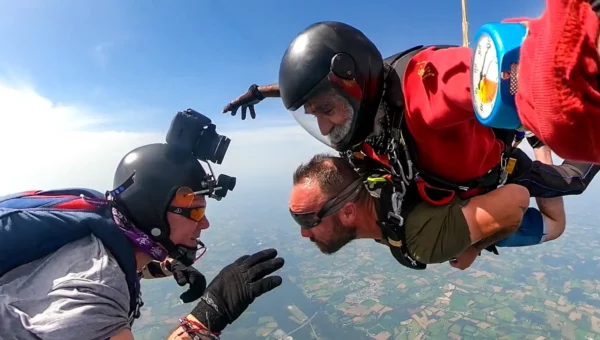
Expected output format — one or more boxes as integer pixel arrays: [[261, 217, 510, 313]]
[[0, 81, 332, 196]]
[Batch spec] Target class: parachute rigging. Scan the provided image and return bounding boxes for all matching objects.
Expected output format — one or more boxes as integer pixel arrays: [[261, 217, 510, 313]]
[[461, 0, 469, 47]]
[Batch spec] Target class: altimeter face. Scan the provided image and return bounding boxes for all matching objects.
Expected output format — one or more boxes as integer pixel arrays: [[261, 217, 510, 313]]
[[472, 33, 499, 119]]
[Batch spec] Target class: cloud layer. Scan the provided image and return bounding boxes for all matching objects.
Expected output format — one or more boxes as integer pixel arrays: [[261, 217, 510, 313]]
[[0, 81, 331, 196]]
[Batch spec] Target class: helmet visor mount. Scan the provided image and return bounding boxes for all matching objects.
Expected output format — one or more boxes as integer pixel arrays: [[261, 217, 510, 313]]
[[287, 53, 364, 151]]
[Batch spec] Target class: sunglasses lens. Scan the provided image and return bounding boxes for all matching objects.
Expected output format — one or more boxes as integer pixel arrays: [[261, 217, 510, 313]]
[[174, 187, 195, 207], [190, 207, 206, 222], [290, 211, 320, 229]]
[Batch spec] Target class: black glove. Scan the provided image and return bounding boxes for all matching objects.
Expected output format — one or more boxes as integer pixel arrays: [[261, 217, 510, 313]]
[[222, 84, 265, 120], [190, 248, 284, 333], [167, 260, 207, 303]]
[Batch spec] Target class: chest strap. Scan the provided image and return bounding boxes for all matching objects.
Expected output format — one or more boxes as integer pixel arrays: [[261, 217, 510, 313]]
[[372, 181, 427, 270]]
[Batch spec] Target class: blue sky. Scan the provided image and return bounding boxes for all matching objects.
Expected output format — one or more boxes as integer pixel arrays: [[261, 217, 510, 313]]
[[0, 0, 545, 133]]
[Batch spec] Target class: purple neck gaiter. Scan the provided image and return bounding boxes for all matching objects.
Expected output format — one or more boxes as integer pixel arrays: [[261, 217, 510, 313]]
[[112, 207, 168, 262]]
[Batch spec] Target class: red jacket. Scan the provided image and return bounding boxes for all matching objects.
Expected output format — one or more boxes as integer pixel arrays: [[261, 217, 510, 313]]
[[510, 0, 600, 163], [402, 46, 504, 184]]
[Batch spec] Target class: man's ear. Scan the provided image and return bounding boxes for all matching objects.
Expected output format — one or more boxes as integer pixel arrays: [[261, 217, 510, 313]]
[[339, 202, 357, 225]]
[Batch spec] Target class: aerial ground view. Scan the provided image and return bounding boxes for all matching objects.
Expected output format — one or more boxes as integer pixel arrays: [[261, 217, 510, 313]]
[[133, 182, 600, 340], [2, 0, 598, 340]]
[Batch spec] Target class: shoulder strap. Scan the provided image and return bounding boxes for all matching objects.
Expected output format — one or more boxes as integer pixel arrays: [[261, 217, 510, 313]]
[[0, 189, 140, 319], [87, 213, 141, 319], [375, 184, 427, 270]]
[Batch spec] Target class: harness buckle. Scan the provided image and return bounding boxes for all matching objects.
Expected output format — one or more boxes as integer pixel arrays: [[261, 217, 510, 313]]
[[404, 252, 418, 267], [498, 154, 509, 187], [387, 138, 414, 186]]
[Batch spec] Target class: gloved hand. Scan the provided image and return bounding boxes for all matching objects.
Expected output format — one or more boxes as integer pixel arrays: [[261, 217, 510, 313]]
[[190, 248, 284, 333], [167, 260, 207, 303], [222, 84, 265, 120]]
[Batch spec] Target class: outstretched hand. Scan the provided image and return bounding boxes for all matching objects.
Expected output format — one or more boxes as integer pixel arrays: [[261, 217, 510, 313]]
[[222, 84, 265, 120], [190, 248, 285, 333]]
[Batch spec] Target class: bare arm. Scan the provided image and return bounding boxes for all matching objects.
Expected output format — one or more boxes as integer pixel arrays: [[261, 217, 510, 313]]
[[449, 184, 529, 270], [460, 183, 530, 250], [166, 315, 219, 340], [109, 323, 216, 340], [533, 146, 566, 241], [257, 83, 280, 98], [222, 84, 280, 118]]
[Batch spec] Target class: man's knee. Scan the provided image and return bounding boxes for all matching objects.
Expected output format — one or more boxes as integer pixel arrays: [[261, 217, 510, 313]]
[[496, 207, 548, 247], [544, 216, 566, 242]]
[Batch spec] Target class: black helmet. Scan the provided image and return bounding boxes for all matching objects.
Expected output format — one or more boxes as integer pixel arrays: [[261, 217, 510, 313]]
[[279, 21, 385, 151], [112, 143, 207, 263]]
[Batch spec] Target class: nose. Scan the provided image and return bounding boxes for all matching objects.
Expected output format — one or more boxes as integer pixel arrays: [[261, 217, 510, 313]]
[[316, 116, 333, 136], [199, 217, 210, 230], [300, 228, 312, 238]]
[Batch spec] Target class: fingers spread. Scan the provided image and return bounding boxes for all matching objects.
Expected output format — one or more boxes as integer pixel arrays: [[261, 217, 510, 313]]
[[250, 276, 283, 298], [247, 257, 285, 282], [242, 248, 278, 268], [233, 254, 251, 265]]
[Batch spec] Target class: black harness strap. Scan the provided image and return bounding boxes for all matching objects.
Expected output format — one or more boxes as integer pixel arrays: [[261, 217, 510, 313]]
[[373, 182, 426, 270], [360, 45, 440, 271]]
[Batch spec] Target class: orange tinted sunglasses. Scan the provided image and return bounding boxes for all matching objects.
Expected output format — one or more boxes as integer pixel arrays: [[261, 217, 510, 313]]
[[168, 187, 206, 222]]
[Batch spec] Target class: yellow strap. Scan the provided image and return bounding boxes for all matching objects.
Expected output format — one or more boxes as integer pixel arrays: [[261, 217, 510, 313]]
[[505, 157, 517, 175]]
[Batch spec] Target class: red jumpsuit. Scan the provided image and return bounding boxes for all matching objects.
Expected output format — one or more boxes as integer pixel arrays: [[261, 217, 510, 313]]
[[401, 0, 600, 182], [510, 0, 600, 163], [402, 46, 503, 184]]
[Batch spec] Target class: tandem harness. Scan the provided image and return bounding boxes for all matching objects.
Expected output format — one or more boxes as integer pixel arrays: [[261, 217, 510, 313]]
[[343, 45, 524, 271]]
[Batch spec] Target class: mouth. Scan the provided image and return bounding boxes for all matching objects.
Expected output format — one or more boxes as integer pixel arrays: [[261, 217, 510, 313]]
[[190, 232, 202, 246]]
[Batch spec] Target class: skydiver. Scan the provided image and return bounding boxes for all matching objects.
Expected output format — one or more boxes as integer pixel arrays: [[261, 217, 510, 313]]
[[222, 21, 599, 270], [225, 0, 600, 164], [0, 121, 285, 339], [287, 150, 564, 271]]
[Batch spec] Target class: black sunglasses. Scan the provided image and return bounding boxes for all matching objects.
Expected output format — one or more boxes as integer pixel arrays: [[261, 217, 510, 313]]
[[290, 178, 364, 229]]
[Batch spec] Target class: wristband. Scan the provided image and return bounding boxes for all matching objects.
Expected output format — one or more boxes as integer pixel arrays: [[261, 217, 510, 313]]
[[248, 84, 265, 100], [177, 317, 221, 340], [190, 291, 228, 333]]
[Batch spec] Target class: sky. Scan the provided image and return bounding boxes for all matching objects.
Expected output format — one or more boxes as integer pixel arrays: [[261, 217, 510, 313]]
[[0, 0, 547, 195]]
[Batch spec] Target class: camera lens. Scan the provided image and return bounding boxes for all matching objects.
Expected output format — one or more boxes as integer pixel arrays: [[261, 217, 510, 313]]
[[215, 174, 236, 198], [217, 174, 236, 191]]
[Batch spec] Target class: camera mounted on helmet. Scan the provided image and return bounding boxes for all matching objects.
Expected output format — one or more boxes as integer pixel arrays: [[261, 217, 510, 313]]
[[166, 108, 237, 201]]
